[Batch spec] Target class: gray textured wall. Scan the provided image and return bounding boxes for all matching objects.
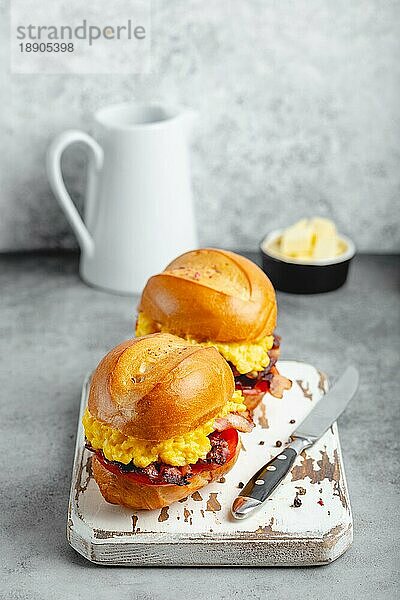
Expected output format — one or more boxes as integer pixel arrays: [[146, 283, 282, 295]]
[[1, 0, 399, 252]]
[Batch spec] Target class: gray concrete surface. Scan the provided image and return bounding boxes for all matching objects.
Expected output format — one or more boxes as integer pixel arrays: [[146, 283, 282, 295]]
[[1, 1, 400, 252], [1, 252, 399, 600]]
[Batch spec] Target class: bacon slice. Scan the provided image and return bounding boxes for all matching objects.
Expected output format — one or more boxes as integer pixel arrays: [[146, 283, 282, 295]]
[[267, 346, 280, 363], [214, 411, 254, 433], [203, 434, 230, 465], [269, 367, 292, 399], [233, 334, 292, 404], [159, 465, 186, 485]]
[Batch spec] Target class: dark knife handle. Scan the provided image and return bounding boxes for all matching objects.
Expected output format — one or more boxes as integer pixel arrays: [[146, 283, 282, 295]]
[[231, 437, 312, 519], [241, 448, 297, 502]]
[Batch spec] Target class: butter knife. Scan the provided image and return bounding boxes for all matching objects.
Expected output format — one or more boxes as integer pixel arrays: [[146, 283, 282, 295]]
[[231, 365, 359, 520]]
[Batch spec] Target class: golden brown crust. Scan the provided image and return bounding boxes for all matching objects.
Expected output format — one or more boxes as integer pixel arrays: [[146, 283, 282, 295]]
[[92, 445, 240, 510], [139, 248, 277, 342], [88, 333, 234, 441]]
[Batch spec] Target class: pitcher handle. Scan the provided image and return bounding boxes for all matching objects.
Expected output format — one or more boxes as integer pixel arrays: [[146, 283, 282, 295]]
[[46, 130, 103, 256]]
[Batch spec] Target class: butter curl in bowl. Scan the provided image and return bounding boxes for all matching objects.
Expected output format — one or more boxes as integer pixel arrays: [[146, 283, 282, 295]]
[[260, 218, 355, 294]]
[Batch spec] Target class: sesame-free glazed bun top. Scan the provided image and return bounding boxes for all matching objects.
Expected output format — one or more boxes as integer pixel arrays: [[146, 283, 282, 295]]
[[139, 249, 277, 342], [88, 333, 235, 442]]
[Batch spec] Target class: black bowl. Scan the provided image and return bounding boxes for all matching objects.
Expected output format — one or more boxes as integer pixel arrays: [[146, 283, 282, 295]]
[[260, 230, 355, 294]]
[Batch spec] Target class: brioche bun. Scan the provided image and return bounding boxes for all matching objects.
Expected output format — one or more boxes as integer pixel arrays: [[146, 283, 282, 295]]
[[138, 248, 277, 342], [91, 445, 239, 510], [88, 333, 234, 441]]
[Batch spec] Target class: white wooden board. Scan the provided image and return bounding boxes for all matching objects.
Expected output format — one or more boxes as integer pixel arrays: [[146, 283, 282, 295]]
[[67, 361, 353, 566]]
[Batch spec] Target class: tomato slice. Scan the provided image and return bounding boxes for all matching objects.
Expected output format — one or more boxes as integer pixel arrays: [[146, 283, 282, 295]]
[[254, 380, 270, 392], [96, 428, 239, 487], [191, 428, 238, 474], [96, 453, 170, 486], [236, 380, 270, 395]]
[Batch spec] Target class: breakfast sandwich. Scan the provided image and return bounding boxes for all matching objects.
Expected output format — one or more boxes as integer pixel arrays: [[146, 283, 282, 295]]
[[136, 249, 292, 411], [82, 333, 253, 510]]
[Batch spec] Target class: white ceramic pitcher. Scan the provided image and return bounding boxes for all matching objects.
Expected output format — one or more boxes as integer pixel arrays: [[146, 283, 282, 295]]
[[47, 103, 198, 294]]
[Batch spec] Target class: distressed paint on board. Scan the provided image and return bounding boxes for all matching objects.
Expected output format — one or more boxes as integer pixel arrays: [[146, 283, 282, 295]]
[[67, 361, 353, 566]]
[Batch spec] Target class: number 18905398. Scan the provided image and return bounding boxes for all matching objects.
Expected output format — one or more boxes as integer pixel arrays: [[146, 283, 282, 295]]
[[19, 42, 74, 52]]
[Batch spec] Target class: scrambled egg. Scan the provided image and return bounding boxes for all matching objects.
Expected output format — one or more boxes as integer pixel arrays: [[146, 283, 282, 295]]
[[191, 337, 273, 375], [136, 311, 163, 336], [83, 391, 246, 468], [135, 312, 273, 374]]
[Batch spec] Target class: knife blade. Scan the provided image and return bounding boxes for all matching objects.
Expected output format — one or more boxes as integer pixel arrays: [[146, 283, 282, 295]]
[[231, 365, 359, 520]]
